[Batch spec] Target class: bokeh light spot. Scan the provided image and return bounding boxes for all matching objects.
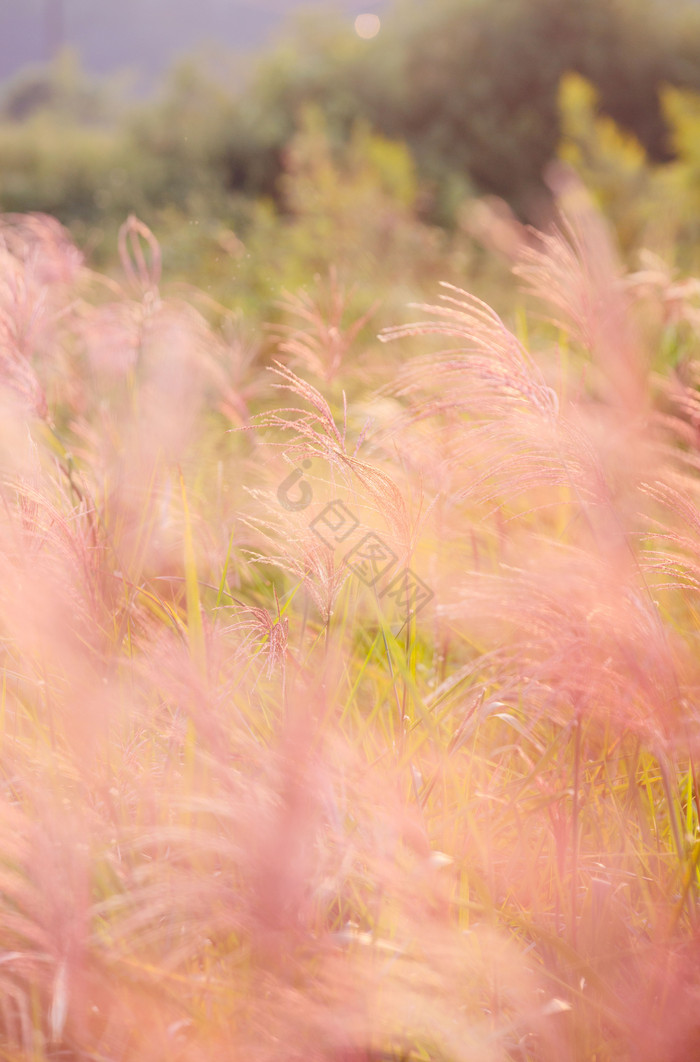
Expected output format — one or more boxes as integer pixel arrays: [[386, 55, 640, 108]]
[[354, 14, 381, 40]]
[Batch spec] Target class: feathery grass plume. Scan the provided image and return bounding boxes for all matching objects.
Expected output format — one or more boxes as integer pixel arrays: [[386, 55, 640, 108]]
[[383, 195, 687, 739], [657, 358, 700, 459], [242, 508, 351, 626], [437, 546, 686, 743], [378, 299, 569, 608], [87, 644, 567, 1062], [254, 359, 349, 458], [0, 214, 87, 421], [228, 586, 289, 679], [626, 249, 700, 333], [72, 221, 240, 592], [518, 165, 648, 417], [0, 788, 94, 1054], [0, 377, 121, 826], [0, 212, 83, 287], [118, 214, 162, 296], [381, 176, 665, 558], [383, 284, 558, 420], [462, 194, 532, 263], [271, 268, 380, 383], [254, 361, 412, 552], [0, 214, 78, 418]]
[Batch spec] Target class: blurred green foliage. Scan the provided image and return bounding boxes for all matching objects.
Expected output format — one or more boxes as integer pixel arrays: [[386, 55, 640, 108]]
[[0, 48, 119, 123], [157, 106, 492, 330], [558, 72, 670, 255], [1, 0, 700, 310], [210, 0, 700, 218], [557, 71, 700, 274]]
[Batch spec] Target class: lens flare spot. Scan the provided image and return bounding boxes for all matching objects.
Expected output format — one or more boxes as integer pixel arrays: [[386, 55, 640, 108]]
[[354, 13, 381, 39]]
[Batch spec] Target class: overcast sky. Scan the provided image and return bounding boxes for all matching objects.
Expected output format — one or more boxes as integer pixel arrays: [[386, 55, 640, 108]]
[[0, 0, 387, 85]]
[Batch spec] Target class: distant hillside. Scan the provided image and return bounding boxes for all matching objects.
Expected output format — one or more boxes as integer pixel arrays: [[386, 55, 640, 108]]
[[0, 0, 387, 86]]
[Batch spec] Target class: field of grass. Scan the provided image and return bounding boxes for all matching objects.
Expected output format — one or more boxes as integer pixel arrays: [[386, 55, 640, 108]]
[[2, 171, 700, 1062]]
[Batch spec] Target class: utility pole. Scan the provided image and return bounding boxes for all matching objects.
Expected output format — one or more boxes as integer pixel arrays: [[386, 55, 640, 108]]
[[45, 0, 65, 62]]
